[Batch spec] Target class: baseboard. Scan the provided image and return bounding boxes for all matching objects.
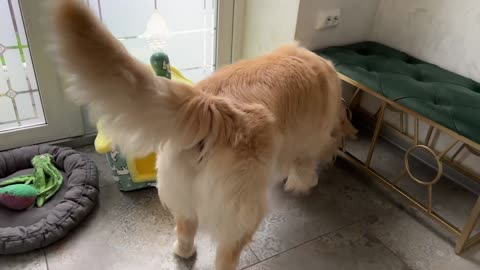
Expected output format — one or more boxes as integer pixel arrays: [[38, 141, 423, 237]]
[[352, 112, 480, 195], [50, 133, 96, 149]]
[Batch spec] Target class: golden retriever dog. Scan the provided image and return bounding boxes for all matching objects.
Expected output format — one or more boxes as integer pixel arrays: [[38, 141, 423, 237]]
[[50, 1, 356, 269]]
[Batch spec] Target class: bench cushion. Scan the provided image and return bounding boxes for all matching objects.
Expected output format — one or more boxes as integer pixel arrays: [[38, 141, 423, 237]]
[[315, 41, 480, 144]]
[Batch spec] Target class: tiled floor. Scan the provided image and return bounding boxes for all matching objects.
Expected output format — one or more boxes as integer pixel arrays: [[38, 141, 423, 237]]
[[1, 135, 480, 270]]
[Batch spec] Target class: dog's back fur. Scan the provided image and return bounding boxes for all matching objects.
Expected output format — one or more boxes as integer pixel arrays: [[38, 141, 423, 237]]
[[198, 45, 353, 179], [51, 1, 356, 269]]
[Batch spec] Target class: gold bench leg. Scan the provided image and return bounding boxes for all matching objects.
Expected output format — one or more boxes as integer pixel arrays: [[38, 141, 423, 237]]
[[366, 103, 386, 166], [455, 197, 480, 254], [349, 87, 362, 110]]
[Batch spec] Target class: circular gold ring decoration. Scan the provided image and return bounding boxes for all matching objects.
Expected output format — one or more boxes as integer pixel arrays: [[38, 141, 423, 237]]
[[341, 98, 352, 120], [404, 145, 443, 185]]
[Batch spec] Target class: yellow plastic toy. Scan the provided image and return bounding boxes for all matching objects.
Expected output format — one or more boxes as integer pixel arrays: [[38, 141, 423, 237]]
[[95, 62, 193, 191]]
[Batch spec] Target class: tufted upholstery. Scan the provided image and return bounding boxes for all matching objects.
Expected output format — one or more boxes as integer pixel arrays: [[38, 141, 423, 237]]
[[315, 41, 480, 144]]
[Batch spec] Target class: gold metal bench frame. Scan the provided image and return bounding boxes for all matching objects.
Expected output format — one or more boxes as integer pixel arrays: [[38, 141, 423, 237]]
[[338, 73, 480, 254]]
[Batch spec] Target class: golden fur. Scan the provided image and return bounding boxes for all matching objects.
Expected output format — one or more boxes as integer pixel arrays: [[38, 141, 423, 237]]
[[50, 1, 356, 269]]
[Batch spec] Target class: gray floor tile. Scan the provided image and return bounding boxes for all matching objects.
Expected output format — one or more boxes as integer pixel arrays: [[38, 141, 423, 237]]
[[246, 221, 409, 270], [249, 159, 394, 260], [369, 207, 480, 270], [0, 250, 48, 270], [76, 145, 116, 188], [44, 184, 257, 270]]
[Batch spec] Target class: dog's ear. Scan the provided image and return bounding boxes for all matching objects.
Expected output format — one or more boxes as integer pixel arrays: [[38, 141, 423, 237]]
[[340, 119, 357, 139], [331, 109, 357, 141]]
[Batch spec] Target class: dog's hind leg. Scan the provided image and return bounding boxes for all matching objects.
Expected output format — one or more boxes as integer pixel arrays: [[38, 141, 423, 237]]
[[215, 232, 254, 270], [156, 144, 198, 258], [174, 216, 198, 258], [284, 157, 318, 194]]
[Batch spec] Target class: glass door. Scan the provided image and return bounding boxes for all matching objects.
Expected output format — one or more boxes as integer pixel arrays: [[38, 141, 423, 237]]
[[80, 0, 235, 132], [83, 0, 233, 82], [0, 0, 84, 150]]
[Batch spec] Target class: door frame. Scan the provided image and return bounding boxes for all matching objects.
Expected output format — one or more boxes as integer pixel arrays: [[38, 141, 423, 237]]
[[217, 0, 245, 66]]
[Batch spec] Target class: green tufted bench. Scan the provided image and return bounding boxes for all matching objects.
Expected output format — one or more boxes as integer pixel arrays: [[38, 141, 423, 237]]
[[316, 41, 480, 145], [315, 42, 480, 254]]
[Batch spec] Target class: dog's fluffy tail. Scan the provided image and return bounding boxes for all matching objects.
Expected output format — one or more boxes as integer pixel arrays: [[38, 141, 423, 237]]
[[51, 0, 257, 155]]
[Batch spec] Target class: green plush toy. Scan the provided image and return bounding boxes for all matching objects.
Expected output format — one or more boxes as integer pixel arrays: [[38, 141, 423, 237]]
[[0, 154, 63, 210], [150, 52, 171, 79]]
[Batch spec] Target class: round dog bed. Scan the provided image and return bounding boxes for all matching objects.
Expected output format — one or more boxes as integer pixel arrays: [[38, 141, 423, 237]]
[[0, 145, 99, 255]]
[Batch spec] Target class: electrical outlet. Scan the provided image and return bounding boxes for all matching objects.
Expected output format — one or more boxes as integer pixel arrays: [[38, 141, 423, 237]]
[[315, 8, 341, 30]]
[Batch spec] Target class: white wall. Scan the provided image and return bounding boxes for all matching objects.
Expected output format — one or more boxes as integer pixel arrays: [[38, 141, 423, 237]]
[[240, 0, 300, 59], [370, 0, 480, 82], [294, 0, 380, 50], [295, 0, 480, 82]]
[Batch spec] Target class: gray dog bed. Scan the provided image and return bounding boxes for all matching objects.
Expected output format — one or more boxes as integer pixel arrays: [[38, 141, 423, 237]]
[[0, 145, 99, 255]]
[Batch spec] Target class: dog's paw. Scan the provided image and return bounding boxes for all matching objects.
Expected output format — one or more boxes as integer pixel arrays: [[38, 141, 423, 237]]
[[174, 240, 196, 259], [284, 173, 318, 195], [283, 180, 313, 195]]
